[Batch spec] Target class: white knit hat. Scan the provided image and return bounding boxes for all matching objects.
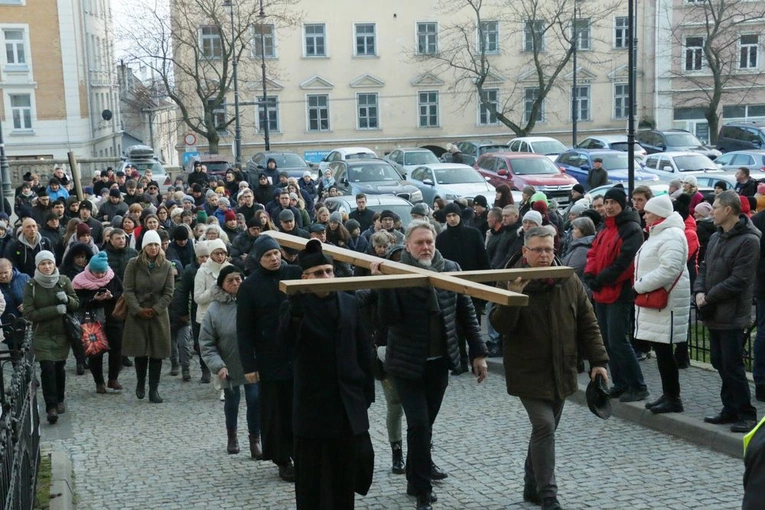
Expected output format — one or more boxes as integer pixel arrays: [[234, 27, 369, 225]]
[[522, 210, 543, 226], [35, 250, 56, 266], [142, 230, 161, 249], [682, 175, 697, 187], [644, 194, 674, 219], [206, 238, 227, 254]]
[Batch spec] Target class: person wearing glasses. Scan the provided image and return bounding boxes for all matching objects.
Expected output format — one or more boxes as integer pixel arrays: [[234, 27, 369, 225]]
[[490, 226, 609, 510]]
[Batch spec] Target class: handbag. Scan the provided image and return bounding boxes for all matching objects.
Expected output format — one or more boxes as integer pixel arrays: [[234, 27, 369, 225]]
[[80, 311, 109, 357], [112, 295, 128, 320], [634, 260, 683, 310], [63, 313, 85, 359]]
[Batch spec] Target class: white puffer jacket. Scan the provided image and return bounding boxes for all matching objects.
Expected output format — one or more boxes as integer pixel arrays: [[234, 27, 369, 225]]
[[633, 212, 691, 344], [193, 259, 232, 324]]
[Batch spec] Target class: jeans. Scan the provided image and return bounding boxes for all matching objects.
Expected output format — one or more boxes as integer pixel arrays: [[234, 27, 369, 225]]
[[381, 378, 403, 444], [192, 321, 208, 372], [393, 357, 449, 497], [171, 324, 193, 369], [90, 325, 122, 385], [652, 343, 680, 399], [754, 299, 765, 386], [520, 397, 565, 500], [485, 302, 501, 347], [223, 383, 261, 436], [594, 301, 646, 392], [709, 329, 757, 420], [39, 360, 66, 409]]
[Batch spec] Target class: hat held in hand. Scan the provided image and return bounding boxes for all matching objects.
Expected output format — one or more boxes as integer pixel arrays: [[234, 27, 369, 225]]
[[586, 373, 612, 420]]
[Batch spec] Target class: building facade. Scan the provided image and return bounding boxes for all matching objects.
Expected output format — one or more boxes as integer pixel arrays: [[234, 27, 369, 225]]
[[0, 0, 121, 160]]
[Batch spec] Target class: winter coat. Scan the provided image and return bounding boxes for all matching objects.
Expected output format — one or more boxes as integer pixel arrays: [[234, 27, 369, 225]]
[[435, 223, 490, 272], [587, 167, 608, 189], [81, 217, 104, 245], [561, 234, 594, 278], [73, 272, 124, 343], [743, 418, 765, 510], [199, 286, 247, 388], [754, 211, 765, 298], [696, 218, 716, 265], [40, 225, 65, 265], [0, 269, 29, 328], [165, 240, 194, 269], [487, 223, 520, 270], [104, 244, 138, 281], [193, 259, 232, 324], [694, 214, 761, 329], [23, 276, 79, 361], [98, 200, 128, 222], [347, 233, 369, 254], [633, 213, 690, 345], [3, 234, 53, 277], [59, 242, 94, 281], [121, 256, 174, 359], [490, 256, 608, 401], [737, 178, 757, 197], [253, 183, 275, 206], [584, 207, 643, 304], [299, 178, 317, 200], [187, 169, 210, 189]]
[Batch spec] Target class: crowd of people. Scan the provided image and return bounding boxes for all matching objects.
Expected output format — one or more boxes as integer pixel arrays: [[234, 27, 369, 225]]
[[3, 158, 765, 510]]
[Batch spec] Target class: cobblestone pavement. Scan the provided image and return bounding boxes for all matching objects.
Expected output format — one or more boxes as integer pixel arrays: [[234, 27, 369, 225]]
[[41, 358, 745, 510]]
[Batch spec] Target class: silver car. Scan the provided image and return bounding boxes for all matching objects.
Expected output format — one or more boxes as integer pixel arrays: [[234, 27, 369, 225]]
[[384, 148, 440, 174], [407, 163, 495, 204], [713, 150, 765, 176], [642, 151, 722, 180]]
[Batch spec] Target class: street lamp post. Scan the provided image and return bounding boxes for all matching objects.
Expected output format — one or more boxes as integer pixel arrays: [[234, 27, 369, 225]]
[[0, 118, 9, 214], [627, 0, 636, 195], [259, 0, 271, 151], [572, 2, 578, 147], [224, 0, 242, 164]]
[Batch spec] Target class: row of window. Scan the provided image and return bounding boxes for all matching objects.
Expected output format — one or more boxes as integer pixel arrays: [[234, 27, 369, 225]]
[[685, 34, 760, 71]]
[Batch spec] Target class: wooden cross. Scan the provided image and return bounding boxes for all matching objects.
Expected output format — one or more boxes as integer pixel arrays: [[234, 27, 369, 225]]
[[264, 231, 573, 306]]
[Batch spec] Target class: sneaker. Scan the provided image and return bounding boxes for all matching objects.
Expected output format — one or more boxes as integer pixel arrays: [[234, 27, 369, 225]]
[[608, 386, 626, 399], [542, 497, 563, 510], [731, 419, 757, 433], [200, 369, 211, 384], [619, 389, 649, 403], [170, 363, 180, 376]]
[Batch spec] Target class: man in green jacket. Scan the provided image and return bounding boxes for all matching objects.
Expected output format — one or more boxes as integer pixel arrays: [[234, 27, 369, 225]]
[[490, 226, 609, 510]]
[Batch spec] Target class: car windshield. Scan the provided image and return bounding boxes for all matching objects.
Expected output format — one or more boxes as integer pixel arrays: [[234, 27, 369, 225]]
[[128, 161, 165, 175], [268, 154, 308, 168], [609, 142, 642, 152], [674, 155, 717, 171], [404, 151, 439, 165], [434, 167, 484, 184], [509, 157, 560, 175], [206, 162, 230, 174], [348, 163, 401, 182], [533, 140, 567, 155], [478, 145, 508, 155], [346, 152, 376, 160], [597, 153, 629, 169], [665, 133, 703, 147]]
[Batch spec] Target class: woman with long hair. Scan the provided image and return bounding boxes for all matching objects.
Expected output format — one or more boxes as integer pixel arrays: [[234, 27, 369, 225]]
[[121, 230, 175, 403], [494, 183, 515, 208], [121, 215, 139, 249], [255, 210, 277, 232], [62, 218, 82, 247]]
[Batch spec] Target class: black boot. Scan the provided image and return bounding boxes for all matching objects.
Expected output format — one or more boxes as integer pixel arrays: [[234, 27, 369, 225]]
[[430, 444, 448, 480], [122, 356, 133, 367], [756, 384, 765, 403], [650, 397, 684, 414], [523, 480, 541, 504], [227, 429, 240, 454], [278, 460, 295, 482], [134, 357, 148, 400], [391, 441, 405, 474], [416, 493, 433, 510], [148, 358, 163, 403]]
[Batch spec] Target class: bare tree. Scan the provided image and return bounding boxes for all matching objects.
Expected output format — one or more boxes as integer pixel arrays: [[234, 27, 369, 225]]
[[119, 0, 301, 153], [417, 0, 619, 137], [666, 0, 765, 144]]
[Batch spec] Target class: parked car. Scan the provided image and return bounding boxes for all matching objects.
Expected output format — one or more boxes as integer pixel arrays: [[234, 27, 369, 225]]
[[555, 149, 659, 187], [507, 136, 568, 160], [474, 152, 578, 205], [575, 135, 648, 159], [246, 151, 314, 180], [324, 195, 414, 228], [185, 154, 232, 177], [384, 148, 440, 173], [642, 151, 723, 179], [441, 140, 508, 166], [589, 182, 671, 199], [636, 129, 721, 160], [716, 122, 765, 153], [327, 158, 423, 203], [318, 147, 377, 172], [407, 163, 495, 204], [120, 145, 171, 190], [712, 150, 765, 175], [693, 174, 737, 192]]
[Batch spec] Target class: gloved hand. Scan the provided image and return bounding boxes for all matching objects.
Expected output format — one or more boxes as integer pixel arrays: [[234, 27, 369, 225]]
[[56, 304, 67, 315], [56, 291, 69, 303]]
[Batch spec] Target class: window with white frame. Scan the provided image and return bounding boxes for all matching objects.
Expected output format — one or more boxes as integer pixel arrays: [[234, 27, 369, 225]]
[[479, 20, 499, 54], [614, 83, 629, 119], [257, 96, 279, 132], [200, 26, 222, 58], [355, 23, 376, 56], [614, 17, 628, 49], [0, 0, 24, 5], [253, 24, 275, 58], [206, 99, 227, 132], [523, 20, 545, 52], [740, 34, 758, 69], [417, 22, 438, 55], [357, 93, 379, 129], [572, 19, 591, 50], [572, 85, 590, 121], [524, 88, 543, 123], [418, 91, 439, 127], [10, 93, 32, 130], [4, 29, 26, 65], [307, 94, 330, 131], [685, 36, 704, 71], [304, 24, 326, 57], [478, 88, 499, 125]]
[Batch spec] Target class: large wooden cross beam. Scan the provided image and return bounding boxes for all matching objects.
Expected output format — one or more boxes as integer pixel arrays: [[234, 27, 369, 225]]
[[264, 231, 573, 306]]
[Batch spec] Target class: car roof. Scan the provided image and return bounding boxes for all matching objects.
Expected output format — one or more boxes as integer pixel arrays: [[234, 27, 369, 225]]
[[344, 158, 392, 167], [724, 121, 765, 127], [584, 135, 628, 142], [651, 151, 712, 157], [324, 195, 413, 207], [564, 149, 624, 154], [719, 149, 765, 154], [392, 148, 434, 152], [332, 147, 376, 154], [461, 139, 505, 145], [491, 152, 554, 159], [255, 151, 303, 156], [511, 136, 562, 142], [412, 163, 476, 170]]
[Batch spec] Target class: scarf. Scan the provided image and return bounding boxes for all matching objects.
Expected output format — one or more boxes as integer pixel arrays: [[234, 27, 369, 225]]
[[400, 249, 445, 313], [34, 268, 60, 289], [204, 258, 231, 278], [72, 266, 115, 290]]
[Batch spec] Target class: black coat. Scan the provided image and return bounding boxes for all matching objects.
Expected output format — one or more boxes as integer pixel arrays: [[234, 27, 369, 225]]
[[349, 208, 376, 234], [237, 261, 302, 381], [487, 223, 521, 270], [752, 211, 765, 298], [279, 291, 374, 438], [165, 240, 194, 269], [104, 244, 138, 282], [40, 225, 65, 265], [696, 218, 716, 266], [435, 223, 490, 272], [3, 235, 53, 278], [744, 420, 765, 510], [253, 183, 275, 206]]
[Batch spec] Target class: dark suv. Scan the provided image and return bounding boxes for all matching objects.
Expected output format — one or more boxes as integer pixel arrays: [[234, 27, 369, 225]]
[[636, 129, 721, 160], [441, 140, 508, 166], [717, 122, 765, 153]]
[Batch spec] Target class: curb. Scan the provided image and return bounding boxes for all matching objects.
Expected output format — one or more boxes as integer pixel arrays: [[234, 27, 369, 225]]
[[485, 358, 743, 458], [48, 450, 74, 510]]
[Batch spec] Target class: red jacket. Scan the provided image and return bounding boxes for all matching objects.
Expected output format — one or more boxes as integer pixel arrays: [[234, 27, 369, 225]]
[[683, 215, 700, 271]]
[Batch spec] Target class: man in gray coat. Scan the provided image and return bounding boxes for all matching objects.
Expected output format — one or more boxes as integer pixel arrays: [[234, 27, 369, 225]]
[[695, 190, 761, 433]]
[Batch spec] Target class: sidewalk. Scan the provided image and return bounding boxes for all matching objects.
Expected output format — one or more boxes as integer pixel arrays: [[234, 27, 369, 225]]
[[486, 355, 763, 458]]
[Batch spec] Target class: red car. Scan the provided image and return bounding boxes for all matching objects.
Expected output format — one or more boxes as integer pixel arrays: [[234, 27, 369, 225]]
[[475, 152, 579, 205]]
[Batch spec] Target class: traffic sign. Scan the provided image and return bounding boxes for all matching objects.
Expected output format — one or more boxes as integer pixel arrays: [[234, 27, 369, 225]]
[[184, 133, 197, 146]]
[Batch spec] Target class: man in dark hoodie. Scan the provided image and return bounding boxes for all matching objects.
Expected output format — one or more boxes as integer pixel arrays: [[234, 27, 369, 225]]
[[40, 211, 65, 265], [103, 228, 139, 281], [262, 157, 281, 186], [187, 161, 210, 189], [165, 225, 195, 268], [4, 218, 53, 277], [99, 188, 128, 222], [78, 200, 104, 245], [253, 173, 275, 206], [584, 184, 647, 403], [230, 216, 261, 273], [30, 189, 51, 226]]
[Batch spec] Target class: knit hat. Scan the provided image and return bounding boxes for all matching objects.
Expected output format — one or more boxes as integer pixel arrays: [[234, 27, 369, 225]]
[[224, 209, 237, 222], [142, 230, 161, 249], [76, 223, 91, 237], [289, 192, 298, 201], [644, 194, 674, 218], [581, 209, 602, 227], [694, 201, 713, 218], [182, 195, 195, 204], [88, 251, 109, 273], [345, 219, 360, 232], [35, 250, 56, 266], [278, 209, 294, 222], [246, 216, 262, 229], [682, 175, 698, 187], [111, 215, 123, 228], [530, 192, 548, 205], [714, 180, 729, 191], [473, 195, 488, 208], [37, 189, 48, 198], [411, 203, 429, 217], [192, 184, 202, 193], [569, 203, 587, 217], [45, 210, 61, 223], [443, 202, 462, 217], [603, 184, 627, 210], [216, 265, 243, 288], [522, 210, 543, 226], [218, 197, 230, 208], [380, 209, 397, 220], [109, 188, 121, 198], [303, 170, 312, 178], [673, 193, 691, 220], [253, 235, 280, 261], [194, 240, 210, 257], [572, 184, 585, 195], [196, 210, 208, 224], [298, 239, 333, 271], [329, 211, 343, 224], [79, 200, 93, 210], [174, 225, 190, 241], [207, 238, 227, 254]]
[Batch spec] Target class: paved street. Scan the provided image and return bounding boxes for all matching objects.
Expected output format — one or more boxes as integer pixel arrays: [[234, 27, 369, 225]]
[[39, 357, 745, 510]]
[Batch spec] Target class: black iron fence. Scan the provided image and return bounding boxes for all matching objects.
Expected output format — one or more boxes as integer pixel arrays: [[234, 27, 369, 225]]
[[0, 319, 40, 510], [688, 303, 756, 371]]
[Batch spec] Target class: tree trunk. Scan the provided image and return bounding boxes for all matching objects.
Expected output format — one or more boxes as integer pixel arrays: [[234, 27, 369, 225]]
[[705, 106, 720, 145], [207, 131, 220, 154]]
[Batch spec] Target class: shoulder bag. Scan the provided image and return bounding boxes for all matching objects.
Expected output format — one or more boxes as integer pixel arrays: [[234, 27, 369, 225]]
[[634, 258, 683, 310]]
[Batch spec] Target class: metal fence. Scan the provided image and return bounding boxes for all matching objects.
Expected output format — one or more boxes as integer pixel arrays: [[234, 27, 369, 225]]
[[0, 319, 40, 510], [688, 303, 756, 371]]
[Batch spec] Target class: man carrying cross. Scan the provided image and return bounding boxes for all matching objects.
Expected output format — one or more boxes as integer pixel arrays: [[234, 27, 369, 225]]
[[371, 220, 488, 510]]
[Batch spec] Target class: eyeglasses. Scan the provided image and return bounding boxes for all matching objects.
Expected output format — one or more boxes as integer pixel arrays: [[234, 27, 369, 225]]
[[525, 247, 554, 254], [304, 267, 334, 277]]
